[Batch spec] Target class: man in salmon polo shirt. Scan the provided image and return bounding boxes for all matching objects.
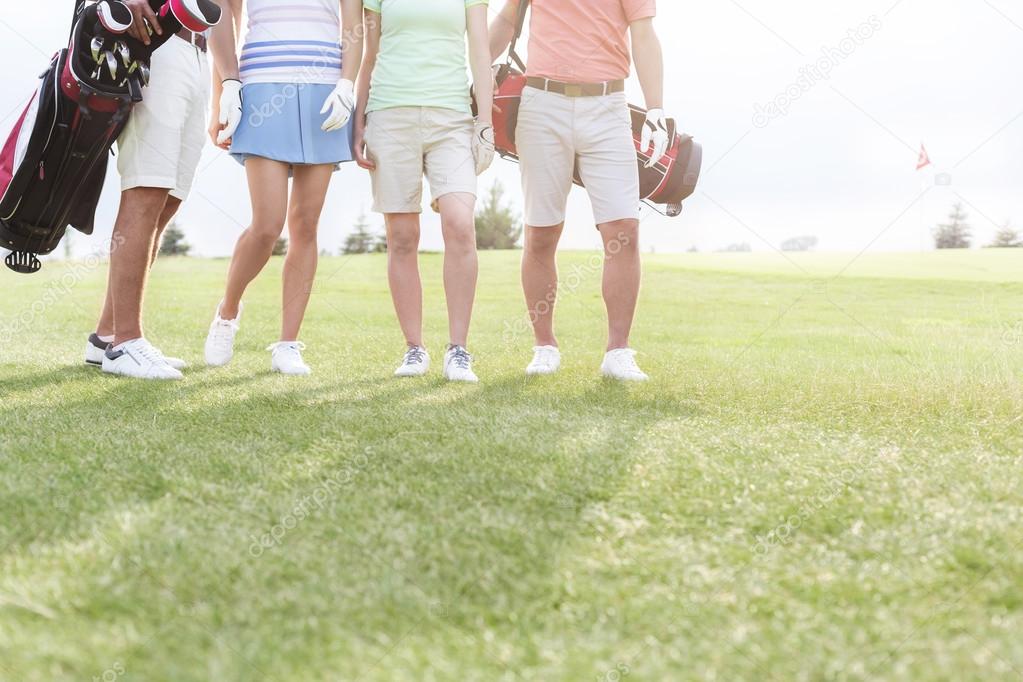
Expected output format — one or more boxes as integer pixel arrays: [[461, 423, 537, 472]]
[[490, 0, 668, 382]]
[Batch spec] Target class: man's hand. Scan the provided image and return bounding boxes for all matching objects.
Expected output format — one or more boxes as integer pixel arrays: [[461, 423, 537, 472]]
[[472, 121, 495, 176], [320, 79, 356, 132], [640, 108, 669, 168], [216, 79, 242, 146], [123, 0, 162, 45]]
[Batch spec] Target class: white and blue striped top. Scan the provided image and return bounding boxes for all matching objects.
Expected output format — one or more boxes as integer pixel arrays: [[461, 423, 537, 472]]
[[239, 0, 343, 86]]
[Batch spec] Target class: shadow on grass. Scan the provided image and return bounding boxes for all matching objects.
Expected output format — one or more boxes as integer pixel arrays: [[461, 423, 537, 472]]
[[0, 366, 703, 677]]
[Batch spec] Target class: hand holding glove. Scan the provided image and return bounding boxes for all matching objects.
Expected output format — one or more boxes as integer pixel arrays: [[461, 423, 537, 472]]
[[217, 79, 243, 146], [640, 108, 669, 168], [472, 121, 496, 176], [320, 78, 355, 132]]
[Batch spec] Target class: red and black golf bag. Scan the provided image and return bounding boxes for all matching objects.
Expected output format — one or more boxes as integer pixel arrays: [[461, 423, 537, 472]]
[[0, 0, 220, 274], [490, 0, 701, 218]]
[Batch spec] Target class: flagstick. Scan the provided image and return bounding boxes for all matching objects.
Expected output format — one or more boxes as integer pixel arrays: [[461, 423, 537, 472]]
[[919, 174, 927, 254]]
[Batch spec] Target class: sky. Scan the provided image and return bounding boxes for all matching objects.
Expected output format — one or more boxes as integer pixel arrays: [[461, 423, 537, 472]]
[[0, 0, 1021, 257]]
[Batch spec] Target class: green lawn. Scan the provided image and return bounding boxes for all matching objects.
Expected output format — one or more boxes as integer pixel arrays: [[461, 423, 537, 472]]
[[1, 249, 1022, 681]]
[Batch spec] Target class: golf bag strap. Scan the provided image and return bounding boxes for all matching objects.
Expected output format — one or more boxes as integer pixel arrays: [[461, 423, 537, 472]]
[[70, 0, 87, 41], [508, 0, 529, 72]]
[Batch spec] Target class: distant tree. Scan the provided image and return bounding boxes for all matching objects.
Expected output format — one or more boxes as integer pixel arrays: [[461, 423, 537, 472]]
[[687, 245, 699, 253], [718, 243, 752, 253], [343, 210, 386, 254], [987, 221, 1022, 248], [934, 203, 972, 249], [475, 180, 522, 250], [273, 237, 288, 256], [159, 223, 191, 256], [63, 231, 73, 260], [780, 235, 818, 252]]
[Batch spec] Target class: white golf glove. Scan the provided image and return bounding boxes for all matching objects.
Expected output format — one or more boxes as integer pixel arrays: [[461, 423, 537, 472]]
[[640, 108, 670, 168], [320, 78, 355, 132], [217, 79, 242, 145], [472, 121, 495, 176]]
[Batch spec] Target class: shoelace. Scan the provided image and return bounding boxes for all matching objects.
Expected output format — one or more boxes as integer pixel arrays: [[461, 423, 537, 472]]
[[449, 346, 472, 370], [127, 340, 162, 365], [210, 319, 239, 349], [403, 346, 425, 365], [611, 349, 641, 371]]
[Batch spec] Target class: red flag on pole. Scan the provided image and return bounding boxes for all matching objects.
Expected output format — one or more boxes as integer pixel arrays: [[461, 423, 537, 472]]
[[916, 143, 931, 171]]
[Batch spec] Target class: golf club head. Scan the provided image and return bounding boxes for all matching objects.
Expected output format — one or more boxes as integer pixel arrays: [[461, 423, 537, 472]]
[[91, 37, 105, 63], [96, 1, 134, 34], [105, 51, 118, 81], [115, 41, 131, 68]]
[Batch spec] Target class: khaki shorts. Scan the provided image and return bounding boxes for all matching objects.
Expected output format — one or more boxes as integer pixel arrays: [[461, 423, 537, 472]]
[[365, 107, 477, 214], [516, 87, 640, 227], [117, 37, 210, 201]]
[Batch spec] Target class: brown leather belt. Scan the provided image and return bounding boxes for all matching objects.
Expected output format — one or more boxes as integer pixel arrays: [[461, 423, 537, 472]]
[[176, 28, 208, 53], [525, 77, 624, 97]]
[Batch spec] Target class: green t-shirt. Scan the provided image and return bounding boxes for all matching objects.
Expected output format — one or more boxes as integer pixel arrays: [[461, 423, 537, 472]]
[[365, 0, 487, 114]]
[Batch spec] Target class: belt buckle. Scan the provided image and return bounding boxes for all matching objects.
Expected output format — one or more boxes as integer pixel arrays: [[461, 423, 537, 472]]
[[563, 83, 583, 97]]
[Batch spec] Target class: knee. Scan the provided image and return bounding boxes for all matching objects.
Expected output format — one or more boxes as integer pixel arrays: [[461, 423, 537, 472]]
[[249, 217, 285, 246], [603, 220, 639, 255], [525, 229, 560, 257], [388, 233, 419, 257], [287, 212, 320, 245], [442, 218, 477, 256]]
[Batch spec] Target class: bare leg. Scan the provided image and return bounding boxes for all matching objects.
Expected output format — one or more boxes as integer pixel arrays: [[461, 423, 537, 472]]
[[597, 218, 641, 351], [280, 164, 333, 342], [107, 188, 172, 345], [219, 158, 290, 321], [97, 196, 181, 338], [437, 193, 478, 347], [385, 213, 423, 348], [521, 223, 564, 348]]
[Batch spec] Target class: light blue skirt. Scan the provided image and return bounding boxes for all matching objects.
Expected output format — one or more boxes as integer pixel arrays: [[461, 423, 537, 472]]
[[230, 82, 354, 168]]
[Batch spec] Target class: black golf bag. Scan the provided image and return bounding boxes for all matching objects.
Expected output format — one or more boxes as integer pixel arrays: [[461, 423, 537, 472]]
[[0, 0, 221, 273]]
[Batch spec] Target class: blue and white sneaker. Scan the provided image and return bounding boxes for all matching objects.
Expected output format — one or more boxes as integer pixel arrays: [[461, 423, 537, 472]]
[[394, 345, 430, 377], [443, 345, 478, 383]]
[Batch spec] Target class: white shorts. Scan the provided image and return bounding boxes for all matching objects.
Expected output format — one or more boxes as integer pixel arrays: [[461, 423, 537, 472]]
[[516, 86, 640, 227], [117, 37, 211, 201]]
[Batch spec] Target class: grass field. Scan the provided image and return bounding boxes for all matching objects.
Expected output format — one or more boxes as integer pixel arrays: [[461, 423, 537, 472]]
[[1, 249, 1022, 681]]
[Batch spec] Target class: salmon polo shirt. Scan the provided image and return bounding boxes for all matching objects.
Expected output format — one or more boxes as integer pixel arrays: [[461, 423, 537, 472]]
[[508, 0, 656, 83]]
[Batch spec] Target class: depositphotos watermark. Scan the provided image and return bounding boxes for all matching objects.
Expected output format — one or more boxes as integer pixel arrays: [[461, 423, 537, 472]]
[[753, 16, 883, 129], [247, 444, 371, 557], [502, 232, 632, 342], [0, 235, 125, 346]]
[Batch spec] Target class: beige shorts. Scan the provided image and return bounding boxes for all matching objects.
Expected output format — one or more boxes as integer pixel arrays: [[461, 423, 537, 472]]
[[365, 107, 477, 214], [516, 87, 640, 227], [116, 37, 210, 201]]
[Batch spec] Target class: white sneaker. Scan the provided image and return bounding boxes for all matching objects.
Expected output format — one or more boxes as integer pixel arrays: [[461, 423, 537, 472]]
[[205, 301, 242, 367], [87, 333, 186, 370], [526, 345, 561, 376], [443, 345, 478, 383], [87, 332, 186, 370], [85, 333, 111, 366], [154, 348, 187, 371], [600, 348, 649, 382], [268, 341, 311, 376], [394, 345, 430, 377], [101, 337, 183, 380]]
